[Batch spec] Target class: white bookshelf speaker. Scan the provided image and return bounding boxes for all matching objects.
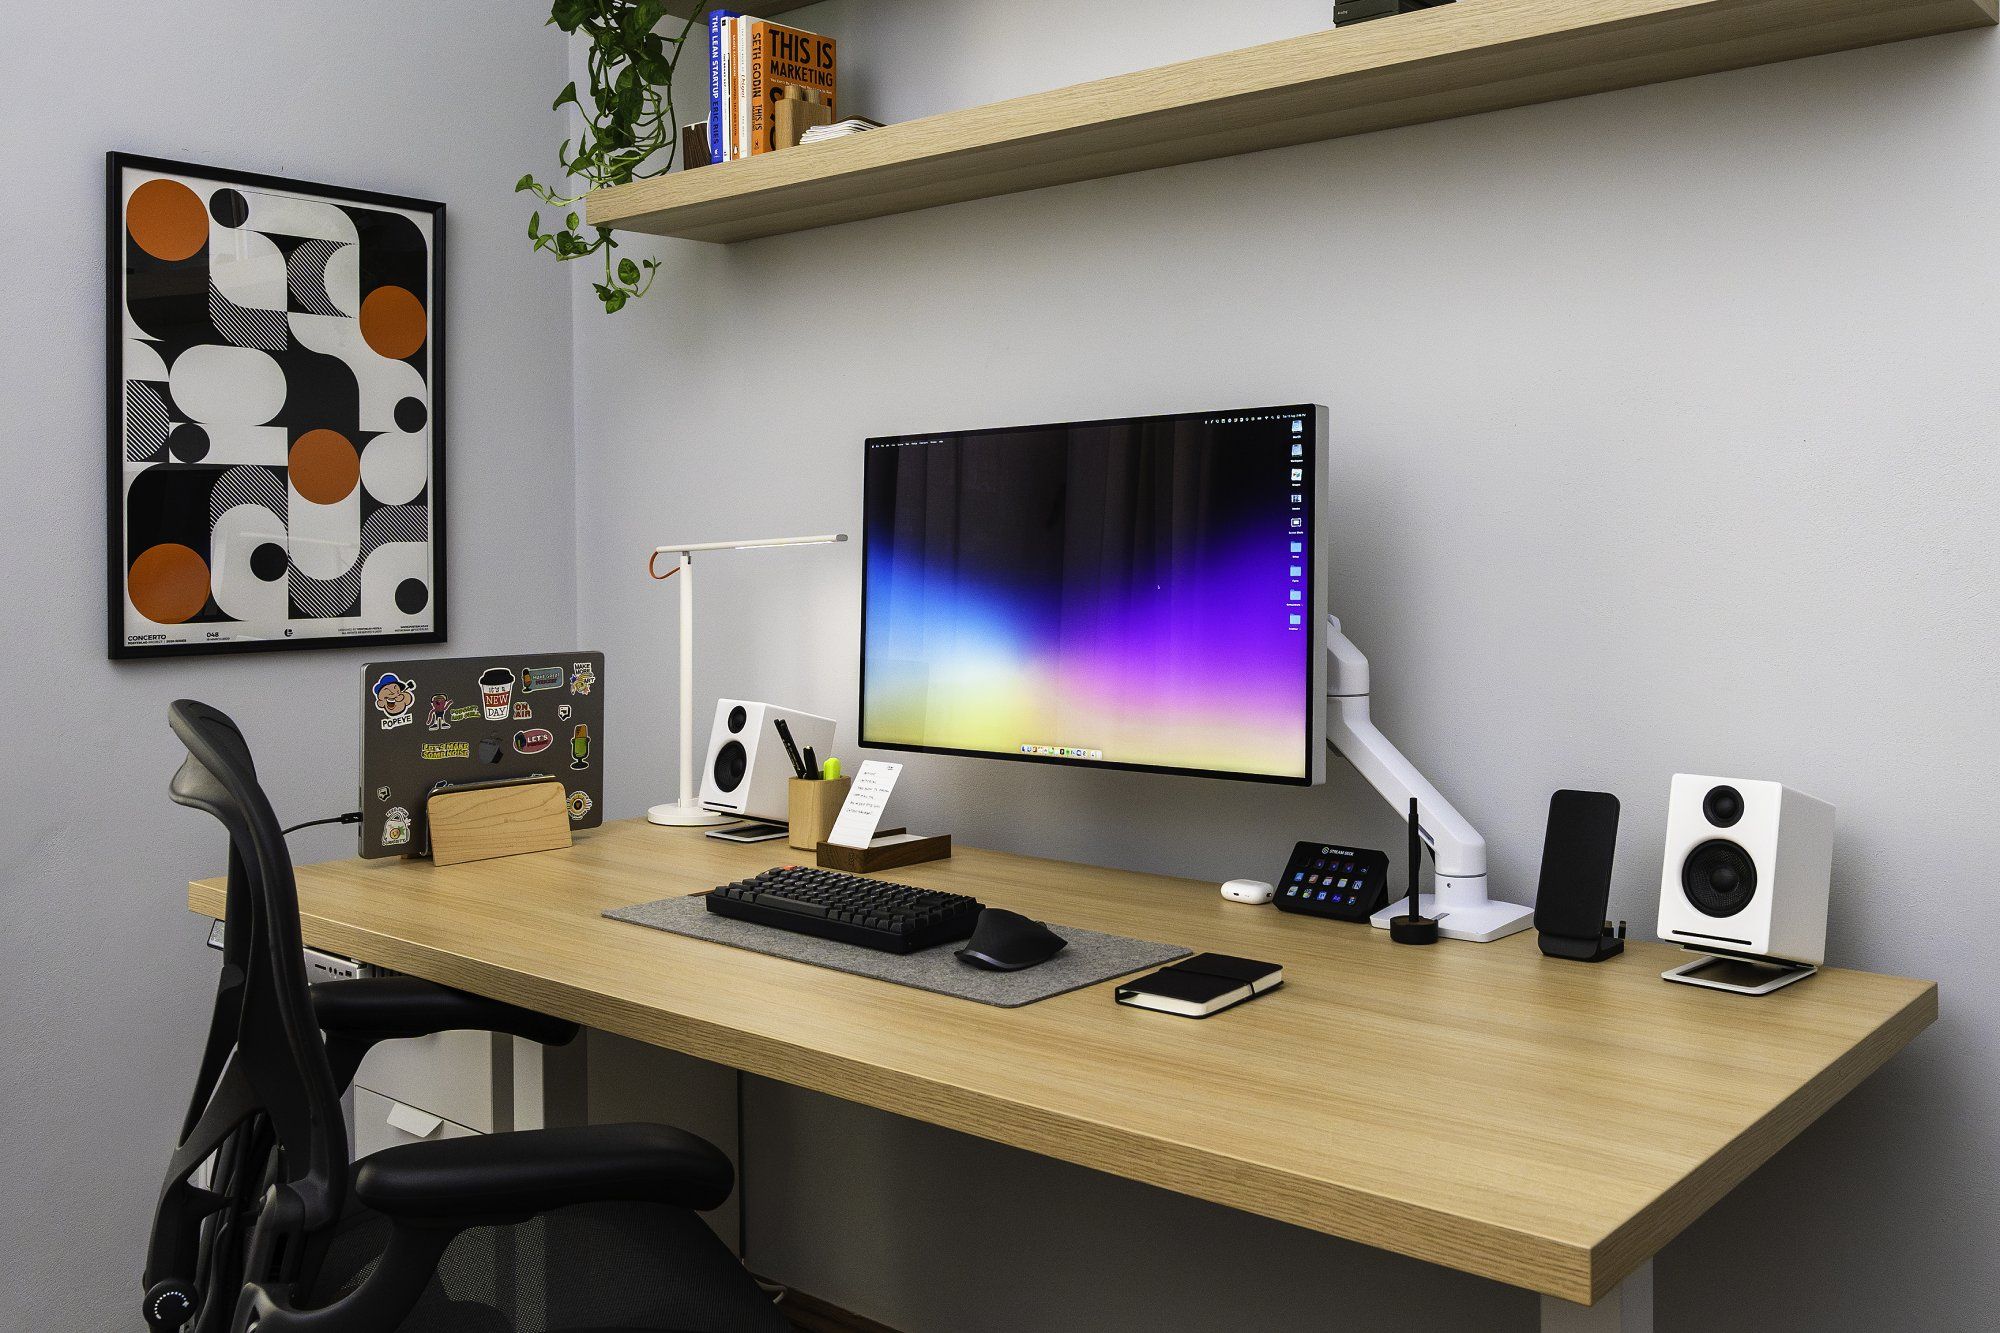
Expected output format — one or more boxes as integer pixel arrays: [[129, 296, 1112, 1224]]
[[698, 700, 836, 823], [1658, 774, 1834, 971]]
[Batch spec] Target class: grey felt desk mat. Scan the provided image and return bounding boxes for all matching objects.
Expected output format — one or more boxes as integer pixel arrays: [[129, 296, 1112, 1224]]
[[606, 894, 1190, 1008]]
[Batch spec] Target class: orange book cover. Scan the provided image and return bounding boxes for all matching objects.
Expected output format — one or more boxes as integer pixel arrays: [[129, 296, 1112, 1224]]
[[747, 19, 836, 155]]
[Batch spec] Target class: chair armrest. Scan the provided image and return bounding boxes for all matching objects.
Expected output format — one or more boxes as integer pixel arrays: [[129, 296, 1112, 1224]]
[[354, 1123, 735, 1223], [312, 976, 579, 1047]]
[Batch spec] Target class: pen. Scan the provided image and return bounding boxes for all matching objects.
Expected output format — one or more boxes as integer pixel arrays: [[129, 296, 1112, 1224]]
[[773, 718, 809, 778], [802, 745, 820, 778]]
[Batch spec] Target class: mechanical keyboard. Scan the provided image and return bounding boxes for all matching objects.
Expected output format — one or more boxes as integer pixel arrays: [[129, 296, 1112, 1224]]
[[705, 865, 984, 954]]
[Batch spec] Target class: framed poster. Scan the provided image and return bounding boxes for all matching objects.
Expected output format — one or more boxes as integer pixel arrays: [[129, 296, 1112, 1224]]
[[107, 153, 446, 659]]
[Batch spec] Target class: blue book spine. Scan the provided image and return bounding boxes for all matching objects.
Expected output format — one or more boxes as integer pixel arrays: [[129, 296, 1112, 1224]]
[[708, 10, 738, 165]]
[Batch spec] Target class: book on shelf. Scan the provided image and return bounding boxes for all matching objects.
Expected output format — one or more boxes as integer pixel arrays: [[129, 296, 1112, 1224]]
[[798, 117, 883, 145], [706, 12, 838, 162], [707, 8, 739, 166]]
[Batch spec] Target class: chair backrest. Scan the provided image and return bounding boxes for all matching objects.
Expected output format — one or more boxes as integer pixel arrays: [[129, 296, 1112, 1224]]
[[144, 701, 350, 1332]]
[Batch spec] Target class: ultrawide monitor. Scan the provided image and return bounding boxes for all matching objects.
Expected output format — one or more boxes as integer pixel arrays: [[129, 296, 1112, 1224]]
[[860, 404, 1327, 784]]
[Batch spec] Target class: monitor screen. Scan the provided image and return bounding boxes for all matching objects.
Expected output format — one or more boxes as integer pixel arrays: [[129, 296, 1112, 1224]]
[[860, 405, 1326, 785]]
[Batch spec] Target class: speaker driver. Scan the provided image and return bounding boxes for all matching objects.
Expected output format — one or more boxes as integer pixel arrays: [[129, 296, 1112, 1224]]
[[727, 704, 748, 733], [1682, 839, 1757, 917], [712, 739, 748, 792], [1702, 784, 1745, 828]]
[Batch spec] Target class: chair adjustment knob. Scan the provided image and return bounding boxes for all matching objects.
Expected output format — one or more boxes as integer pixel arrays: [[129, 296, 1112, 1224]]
[[144, 1279, 198, 1330]]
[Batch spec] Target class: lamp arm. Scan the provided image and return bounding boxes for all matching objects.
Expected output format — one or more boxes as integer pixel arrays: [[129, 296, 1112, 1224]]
[[1324, 616, 1488, 882], [677, 551, 696, 807]]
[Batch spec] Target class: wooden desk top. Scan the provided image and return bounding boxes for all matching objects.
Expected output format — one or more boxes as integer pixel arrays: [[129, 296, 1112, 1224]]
[[191, 821, 1934, 1304]]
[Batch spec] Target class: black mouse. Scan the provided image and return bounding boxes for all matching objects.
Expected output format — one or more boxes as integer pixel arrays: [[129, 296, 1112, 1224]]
[[955, 909, 1067, 971]]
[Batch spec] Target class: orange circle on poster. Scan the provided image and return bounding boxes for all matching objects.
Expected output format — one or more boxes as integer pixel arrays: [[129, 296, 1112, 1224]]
[[129, 543, 211, 623], [126, 179, 208, 262], [290, 429, 361, 505], [359, 285, 427, 360]]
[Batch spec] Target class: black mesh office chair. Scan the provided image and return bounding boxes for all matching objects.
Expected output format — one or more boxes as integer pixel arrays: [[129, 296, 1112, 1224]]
[[144, 700, 789, 1333]]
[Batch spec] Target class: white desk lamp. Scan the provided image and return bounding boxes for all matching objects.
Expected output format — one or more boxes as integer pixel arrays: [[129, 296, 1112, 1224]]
[[645, 533, 848, 827]]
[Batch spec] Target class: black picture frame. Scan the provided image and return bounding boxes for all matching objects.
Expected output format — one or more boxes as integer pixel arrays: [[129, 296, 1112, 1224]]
[[106, 152, 447, 660]]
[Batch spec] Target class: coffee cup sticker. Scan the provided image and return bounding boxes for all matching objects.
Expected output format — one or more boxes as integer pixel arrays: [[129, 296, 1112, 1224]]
[[478, 667, 515, 721]]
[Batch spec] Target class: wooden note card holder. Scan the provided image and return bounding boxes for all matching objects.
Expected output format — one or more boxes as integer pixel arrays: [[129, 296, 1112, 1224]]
[[426, 779, 572, 867], [815, 832, 952, 874]]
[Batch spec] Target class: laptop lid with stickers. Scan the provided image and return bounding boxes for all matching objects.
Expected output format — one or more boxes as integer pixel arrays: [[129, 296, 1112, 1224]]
[[360, 652, 605, 858]]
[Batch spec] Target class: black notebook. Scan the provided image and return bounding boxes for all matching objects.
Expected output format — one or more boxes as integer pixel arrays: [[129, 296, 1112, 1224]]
[[1114, 953, 1283, 1018]]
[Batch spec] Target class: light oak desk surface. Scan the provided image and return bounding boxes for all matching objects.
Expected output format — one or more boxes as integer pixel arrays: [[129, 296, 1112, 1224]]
[[190, 820, 1935, 1307]]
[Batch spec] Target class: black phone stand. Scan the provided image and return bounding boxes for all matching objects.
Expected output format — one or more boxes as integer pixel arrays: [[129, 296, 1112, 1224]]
[[1537, 927, 1625, 963]]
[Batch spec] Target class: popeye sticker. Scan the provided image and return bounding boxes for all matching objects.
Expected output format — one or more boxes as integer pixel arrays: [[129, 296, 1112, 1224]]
[[569, 661, 596, 696], [514, 728, 554, 755], [372, 673, 417, 729], [567, 790, 593, 821], [569, 723, 592, 770], [381, 807, 412, 847], [427, 695, 453, 731]]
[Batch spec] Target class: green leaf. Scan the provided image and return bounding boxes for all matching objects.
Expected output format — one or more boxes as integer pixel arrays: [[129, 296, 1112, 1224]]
[[604, 290, 629, 314], [567, 212, 580, 231], [515, 173, 536, 193], [616, 257, 640, 285], [551, 80, 579, 111], [528, 212, 541, 239]]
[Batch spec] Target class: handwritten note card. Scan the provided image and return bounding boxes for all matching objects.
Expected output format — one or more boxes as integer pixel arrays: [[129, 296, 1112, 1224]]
[[827, 760, 902, 849]]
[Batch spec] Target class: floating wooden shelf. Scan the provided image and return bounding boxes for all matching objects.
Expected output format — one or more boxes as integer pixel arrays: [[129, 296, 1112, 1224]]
[[591, 0, 1994, 244]]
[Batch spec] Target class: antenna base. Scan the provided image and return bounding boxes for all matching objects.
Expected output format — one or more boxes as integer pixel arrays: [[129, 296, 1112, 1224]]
[[1389, 913, 1441, 946]]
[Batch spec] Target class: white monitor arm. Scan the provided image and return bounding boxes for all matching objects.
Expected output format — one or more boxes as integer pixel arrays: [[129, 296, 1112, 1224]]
[[1325, 616, 1533, 943]]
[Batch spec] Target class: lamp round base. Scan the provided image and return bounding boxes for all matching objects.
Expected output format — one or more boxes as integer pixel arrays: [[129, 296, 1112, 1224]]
[[647, 801, 733, 827]]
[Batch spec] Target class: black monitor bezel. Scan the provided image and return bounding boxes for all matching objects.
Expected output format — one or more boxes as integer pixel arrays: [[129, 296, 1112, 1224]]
[[858, 403, 1322, 787]]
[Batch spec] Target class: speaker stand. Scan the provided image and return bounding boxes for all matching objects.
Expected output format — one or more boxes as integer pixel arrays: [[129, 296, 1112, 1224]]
[[1662, 953, 1816, 995], [648, 797, 732, 827]]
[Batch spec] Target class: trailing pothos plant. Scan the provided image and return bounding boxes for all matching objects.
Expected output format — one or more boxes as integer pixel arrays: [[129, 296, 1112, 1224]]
[[517, 0, 704, 313]]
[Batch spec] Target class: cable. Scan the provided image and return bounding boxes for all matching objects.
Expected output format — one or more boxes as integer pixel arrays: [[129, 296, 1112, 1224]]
[[281, 812, 363, 837]]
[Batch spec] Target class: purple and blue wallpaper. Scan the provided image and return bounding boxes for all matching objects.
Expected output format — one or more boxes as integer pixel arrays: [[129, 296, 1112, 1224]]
[[861, 410, 1314, 780]]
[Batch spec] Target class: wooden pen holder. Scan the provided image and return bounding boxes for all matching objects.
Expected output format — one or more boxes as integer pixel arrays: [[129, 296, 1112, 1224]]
[[788, 776, 852, 851]]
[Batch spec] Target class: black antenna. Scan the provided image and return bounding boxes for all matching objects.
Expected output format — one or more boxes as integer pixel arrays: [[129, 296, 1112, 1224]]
[[1407, 797, 1421, 913], [1391, 796, 1440, 946]]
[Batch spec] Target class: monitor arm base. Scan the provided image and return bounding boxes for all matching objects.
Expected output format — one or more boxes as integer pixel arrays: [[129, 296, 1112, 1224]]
[[1324, 616, 1533, 944]]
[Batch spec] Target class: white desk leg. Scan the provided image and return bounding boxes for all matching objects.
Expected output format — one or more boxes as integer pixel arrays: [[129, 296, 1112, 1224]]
[[1541, 1261, 1653, 1333]]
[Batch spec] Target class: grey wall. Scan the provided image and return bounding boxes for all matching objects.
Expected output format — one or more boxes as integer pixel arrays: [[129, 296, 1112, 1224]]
[[572, 2, 1999, 1330], [0, 3, 573, 1328]]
